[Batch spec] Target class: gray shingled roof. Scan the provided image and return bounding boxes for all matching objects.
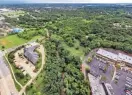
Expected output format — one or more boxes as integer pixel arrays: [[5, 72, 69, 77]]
[[24, 45, 39, 65]]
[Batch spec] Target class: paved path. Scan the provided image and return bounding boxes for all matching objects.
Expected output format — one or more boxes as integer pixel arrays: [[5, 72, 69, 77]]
[[18, 45, 45, 95], [0, 51, 18, 95], [111, 65, 116, 82], [4, 54, 23, 88]]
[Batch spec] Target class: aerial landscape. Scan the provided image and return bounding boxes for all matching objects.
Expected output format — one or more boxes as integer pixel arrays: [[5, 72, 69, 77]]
[[0, 0, 132, 95]]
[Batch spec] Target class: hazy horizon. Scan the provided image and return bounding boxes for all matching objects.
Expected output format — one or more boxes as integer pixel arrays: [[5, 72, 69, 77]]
[[0, 0, 132, 4]]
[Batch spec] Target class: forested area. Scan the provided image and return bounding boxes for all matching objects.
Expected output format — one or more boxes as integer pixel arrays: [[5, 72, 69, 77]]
[[47, 16, 132, 54], [6, 5, 132, 53], [4, 4, 132, 95], [42, 39, 90, 95]]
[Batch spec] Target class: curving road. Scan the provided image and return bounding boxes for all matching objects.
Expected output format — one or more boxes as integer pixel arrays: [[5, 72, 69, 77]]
[[4, 54, 23, 88]]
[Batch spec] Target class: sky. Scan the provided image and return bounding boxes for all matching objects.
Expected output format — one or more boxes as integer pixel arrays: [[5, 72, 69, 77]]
[[0, 0, 132, 4]]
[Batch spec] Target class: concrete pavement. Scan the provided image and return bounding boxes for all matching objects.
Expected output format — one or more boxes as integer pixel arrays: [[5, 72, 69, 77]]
[[111, 65, 116, 82], [0, 70, 10, 95], [0, 50, 18, 95], [88, 74, 106, 95]]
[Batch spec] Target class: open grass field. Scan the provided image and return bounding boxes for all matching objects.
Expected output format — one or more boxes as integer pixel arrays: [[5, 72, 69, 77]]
[[0, 35, 41, 49], [62, 39, 85, 57], [0, 35, 27, 49], [51, 34, 85, 57]]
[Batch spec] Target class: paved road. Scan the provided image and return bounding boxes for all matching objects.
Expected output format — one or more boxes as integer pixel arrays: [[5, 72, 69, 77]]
[[18, 45, 45, 95], [0, 69, 10, 95], [0, 51, 18, 95], [0, 51, 9, 76]]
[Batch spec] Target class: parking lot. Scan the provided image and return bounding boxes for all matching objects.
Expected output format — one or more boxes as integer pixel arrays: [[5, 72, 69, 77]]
[[87, 57, 132, 95], [14, 48, 36, 77], [89, 57, 114, 83], [111, 69, 132, 95]]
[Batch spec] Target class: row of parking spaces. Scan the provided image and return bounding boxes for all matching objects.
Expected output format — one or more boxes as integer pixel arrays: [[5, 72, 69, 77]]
[[88, 74, 106, 95], [111, 69, 132, 95], [89, 57, 114, 83], [95, 55, 116, 65], [122, 67, 132, 75], [94, 56, 107, 63], [105, 83, 115, 95], [125, 77, 132, 95]]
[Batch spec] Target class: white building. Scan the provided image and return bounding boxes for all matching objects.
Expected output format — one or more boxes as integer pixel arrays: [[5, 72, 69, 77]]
[[96, 48, 132, 67], [97, 49, 118, 61], [0, 8, 11, 13]]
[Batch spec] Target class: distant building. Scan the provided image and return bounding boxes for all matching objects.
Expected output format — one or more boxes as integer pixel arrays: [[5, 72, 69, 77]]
[[24, 45, 39, 65], [0, 8, 10, 12], [0, 16, 5, 21], [96, 48, 132, 67], [12, 28, 24, 33]]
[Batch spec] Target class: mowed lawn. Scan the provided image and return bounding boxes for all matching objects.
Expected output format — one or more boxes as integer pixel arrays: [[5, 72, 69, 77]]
[[0, 35, 27, 49], [0, 35, 41, 49]]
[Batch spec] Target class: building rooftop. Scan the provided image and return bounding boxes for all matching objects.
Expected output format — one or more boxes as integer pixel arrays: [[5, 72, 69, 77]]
[[97, 49, 118, 61], [97, 48, 132, 64], [12, 28, 24, 33], [118, 53, 132, 64], [0, 8, 10, 12], [24, 45, 39, 65]]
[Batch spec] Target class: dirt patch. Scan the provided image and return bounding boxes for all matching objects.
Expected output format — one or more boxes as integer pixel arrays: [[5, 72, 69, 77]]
[[0, 39, 11, 46]]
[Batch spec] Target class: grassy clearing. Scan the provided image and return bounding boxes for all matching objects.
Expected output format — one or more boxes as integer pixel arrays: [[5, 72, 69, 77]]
[[51, 34, 84, 57], [26, 72, 44, 95], [31, 35, 42, 41], [0, 35, 41, 49], [0, 35, 27, 49], [62, 39, 85, 57]]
